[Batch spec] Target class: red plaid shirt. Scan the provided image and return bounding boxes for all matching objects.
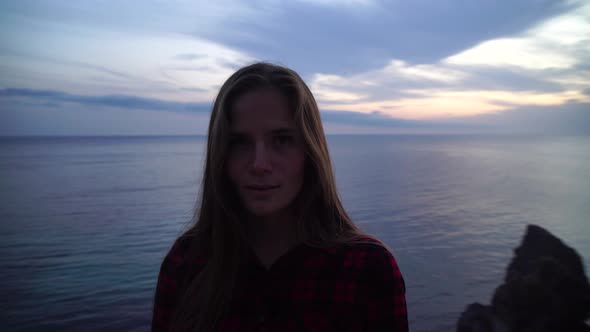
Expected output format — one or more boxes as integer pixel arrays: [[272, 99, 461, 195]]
[[151, 236, 408, 331]]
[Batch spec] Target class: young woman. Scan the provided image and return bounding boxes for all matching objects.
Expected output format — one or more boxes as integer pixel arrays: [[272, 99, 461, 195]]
[[151, 62, 408, 331]]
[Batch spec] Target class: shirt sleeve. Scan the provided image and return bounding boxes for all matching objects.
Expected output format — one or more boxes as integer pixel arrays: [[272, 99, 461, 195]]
[[359, 243, 409, 332], [151, 240, 186, 332]]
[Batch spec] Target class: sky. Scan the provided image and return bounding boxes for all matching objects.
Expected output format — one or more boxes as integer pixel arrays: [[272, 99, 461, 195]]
[[0, 0, 589, 135]]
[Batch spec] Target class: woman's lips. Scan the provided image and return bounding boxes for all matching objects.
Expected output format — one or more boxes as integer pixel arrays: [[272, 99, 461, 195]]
[[245, 184, 280, 191], [244, 185, 279, 199]]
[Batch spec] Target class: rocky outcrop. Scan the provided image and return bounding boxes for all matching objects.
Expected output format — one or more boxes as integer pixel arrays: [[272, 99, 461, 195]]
[[457, 225, 590, 332]]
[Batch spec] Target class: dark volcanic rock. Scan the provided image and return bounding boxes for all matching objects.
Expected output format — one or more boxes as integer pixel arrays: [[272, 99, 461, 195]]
[[457, 225, 590, 332]]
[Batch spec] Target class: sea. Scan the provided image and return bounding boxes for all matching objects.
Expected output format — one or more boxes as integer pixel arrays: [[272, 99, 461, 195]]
[[1, 134, 589, 332]]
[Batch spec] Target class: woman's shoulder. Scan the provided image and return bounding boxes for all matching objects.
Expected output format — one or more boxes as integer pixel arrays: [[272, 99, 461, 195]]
[[162, 235, 191, 264], [320, 234, 402, 271], [159, 233, 208, 274], [340, 235, 395, 256], [152, 235, 206, 331], [341, 235, 406, 291]]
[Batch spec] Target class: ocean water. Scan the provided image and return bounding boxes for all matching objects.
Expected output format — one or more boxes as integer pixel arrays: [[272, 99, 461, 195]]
[[1, 134, 589, 332]]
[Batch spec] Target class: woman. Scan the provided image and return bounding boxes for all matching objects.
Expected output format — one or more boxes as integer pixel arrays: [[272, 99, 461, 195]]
[[151, 62, 408, 331]]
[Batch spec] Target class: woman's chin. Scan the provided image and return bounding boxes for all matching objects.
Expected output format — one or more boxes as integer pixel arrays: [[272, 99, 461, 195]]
[[248, 207, 279, 217], [245, 203, 285, 218]]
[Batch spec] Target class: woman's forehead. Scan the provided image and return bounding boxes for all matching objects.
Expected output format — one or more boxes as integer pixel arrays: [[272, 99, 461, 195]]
[[230, 88, 296, 133], [230, 117, 296, 136]]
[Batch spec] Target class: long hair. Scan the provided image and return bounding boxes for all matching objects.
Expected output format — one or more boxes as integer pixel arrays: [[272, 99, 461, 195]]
[[170, 62, 364, 331]]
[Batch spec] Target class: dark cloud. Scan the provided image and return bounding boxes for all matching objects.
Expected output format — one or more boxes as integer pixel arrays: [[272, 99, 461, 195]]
[[448, 102, 590, 134], [311, 61, 582, 104], [323, 110, 418, 127], [1, 88, 429, 127], [201, 0, 575, 76], [2, 88, 587, 135], [0, 97, 211, 136], [0, 88, 472, 132], [324, 103, 590, 135], [321, 109, 480, 131], [0, 88, 211, 113]]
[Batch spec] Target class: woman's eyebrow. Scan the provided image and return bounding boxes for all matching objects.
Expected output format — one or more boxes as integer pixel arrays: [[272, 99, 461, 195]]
[[229, 132, 248, 138], [229, 128, 295, 137], [270, 128, 295, 135]]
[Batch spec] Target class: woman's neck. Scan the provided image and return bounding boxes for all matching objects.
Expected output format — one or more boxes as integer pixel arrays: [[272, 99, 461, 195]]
[[246, 212, 299, 269]]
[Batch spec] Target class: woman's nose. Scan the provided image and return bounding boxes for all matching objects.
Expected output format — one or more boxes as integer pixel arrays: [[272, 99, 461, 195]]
[[251, 142, 271, 173]]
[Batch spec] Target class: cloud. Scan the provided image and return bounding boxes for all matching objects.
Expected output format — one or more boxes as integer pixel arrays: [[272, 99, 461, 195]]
[[448, 102, 590, 134], [309, 59, 469, 105], [174, 53, 209, 61], [322, 110, 423, 128], [198, 0, 574, 75], [316, 87, 588, 120], [445, 39, 574, 70], [0, 87, 477, 135], [0, 1, 255, 37], [0, 8, 255, 101], [2, 88, 587, 136], [323, 101, 590, 135], [309, 57, 590, 118], [444, 2, 590, 70], [306, 1, 590, 119], [456, 67, 567, 92], [0, 88, 433, 128], [10, 0, 569, 76], [295, 0, 375, 7], [1, 0, 589, 135], [0, 88, 211, 113], [0, 98, 211, 136]]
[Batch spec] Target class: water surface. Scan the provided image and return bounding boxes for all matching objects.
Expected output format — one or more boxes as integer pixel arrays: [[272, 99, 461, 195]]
[[1, 135, 589, 331]]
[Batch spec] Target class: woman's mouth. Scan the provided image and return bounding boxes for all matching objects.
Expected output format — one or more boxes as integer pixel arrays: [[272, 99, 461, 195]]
[[245, 184, 280, 191]]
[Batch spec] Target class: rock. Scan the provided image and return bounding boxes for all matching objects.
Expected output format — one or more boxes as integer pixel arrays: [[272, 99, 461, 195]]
[[457, 303, 505, 332], [457, 225, 590, 332]]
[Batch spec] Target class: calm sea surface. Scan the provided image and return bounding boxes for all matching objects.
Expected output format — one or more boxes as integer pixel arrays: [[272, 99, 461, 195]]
[[1, 135, 589, 332]]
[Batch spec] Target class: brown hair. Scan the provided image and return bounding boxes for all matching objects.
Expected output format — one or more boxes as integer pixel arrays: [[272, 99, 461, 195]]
[[169, 62, 364, 331]]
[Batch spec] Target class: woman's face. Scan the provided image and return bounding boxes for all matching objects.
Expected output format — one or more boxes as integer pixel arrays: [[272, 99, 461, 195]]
[[227, 87, 306, 218]]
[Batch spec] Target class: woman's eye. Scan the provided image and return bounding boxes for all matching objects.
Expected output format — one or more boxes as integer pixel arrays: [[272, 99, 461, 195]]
[[273, 135, 293, 147], [230, 137, 249, 149]]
